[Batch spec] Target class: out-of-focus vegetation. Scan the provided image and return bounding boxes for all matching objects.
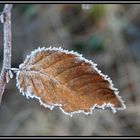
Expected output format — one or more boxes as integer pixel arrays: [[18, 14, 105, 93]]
[[0, 4, 140, 136]]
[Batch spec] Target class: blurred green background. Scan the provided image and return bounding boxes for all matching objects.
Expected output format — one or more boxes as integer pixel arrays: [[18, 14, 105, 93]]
[[0, 4, 140, 136]]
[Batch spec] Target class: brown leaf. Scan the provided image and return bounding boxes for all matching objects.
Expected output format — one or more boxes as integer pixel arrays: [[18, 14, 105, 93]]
[[16, 47, 126, 116]]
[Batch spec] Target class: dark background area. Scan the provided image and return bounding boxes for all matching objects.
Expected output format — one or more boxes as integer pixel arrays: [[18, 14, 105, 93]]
[[0, 4, 140, 136]]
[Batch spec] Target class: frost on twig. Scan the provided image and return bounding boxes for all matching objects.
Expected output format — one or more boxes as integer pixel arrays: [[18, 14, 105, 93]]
[[0, 4, 12, 103], [0, 13, 5, 24], [6, 70, 14, 83]]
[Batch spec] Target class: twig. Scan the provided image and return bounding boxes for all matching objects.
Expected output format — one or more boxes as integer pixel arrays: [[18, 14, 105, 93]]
[[0, 4, 12, 103]]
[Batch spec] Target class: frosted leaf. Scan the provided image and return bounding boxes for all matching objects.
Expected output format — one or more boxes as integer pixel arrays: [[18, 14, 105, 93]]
[[16, 47, 126, 116]]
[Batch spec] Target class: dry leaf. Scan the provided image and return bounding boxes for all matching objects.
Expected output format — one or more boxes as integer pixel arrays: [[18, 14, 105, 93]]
[[16, 47, 126, 116]]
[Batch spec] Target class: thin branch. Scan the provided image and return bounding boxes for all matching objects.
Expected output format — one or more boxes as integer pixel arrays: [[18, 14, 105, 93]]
[[0, 4, 12, 103]]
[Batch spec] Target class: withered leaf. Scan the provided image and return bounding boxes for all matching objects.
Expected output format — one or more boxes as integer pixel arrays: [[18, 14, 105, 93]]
[[16, 47, 126, 116]]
